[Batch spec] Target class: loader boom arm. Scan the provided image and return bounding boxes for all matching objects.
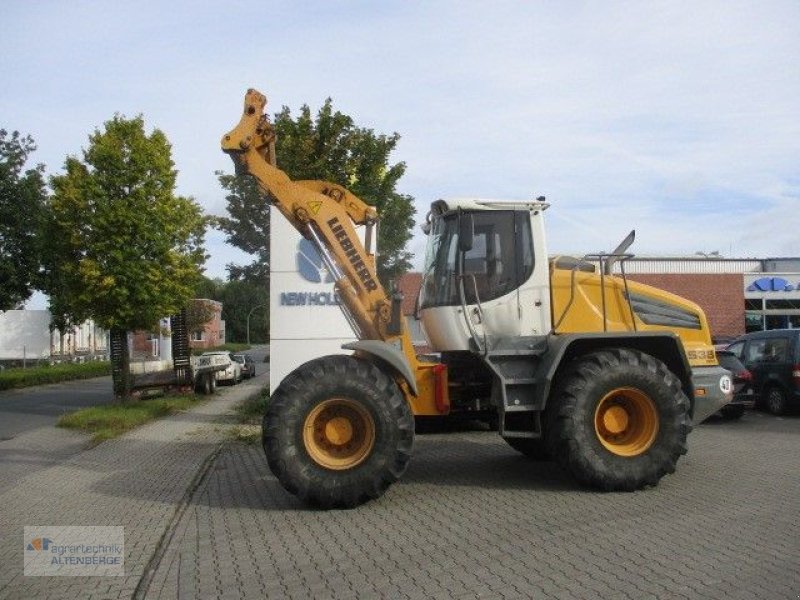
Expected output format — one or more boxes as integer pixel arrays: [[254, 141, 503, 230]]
[[221, 89, 417, 360]]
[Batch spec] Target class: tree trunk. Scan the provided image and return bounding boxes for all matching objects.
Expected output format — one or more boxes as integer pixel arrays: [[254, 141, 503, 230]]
[[110, 328, 134, 402], [119, 331, 133, 402]]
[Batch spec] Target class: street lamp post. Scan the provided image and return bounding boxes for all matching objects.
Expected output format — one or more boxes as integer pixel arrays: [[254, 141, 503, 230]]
[[246, 303, 267, 346]]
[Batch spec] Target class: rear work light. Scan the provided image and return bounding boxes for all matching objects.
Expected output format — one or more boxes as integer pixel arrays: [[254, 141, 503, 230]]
[[432, 363, 449, 414]]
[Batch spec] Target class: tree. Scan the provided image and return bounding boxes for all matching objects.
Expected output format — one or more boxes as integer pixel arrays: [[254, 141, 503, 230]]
[[188, 276, 267, 344], [217, 279, 268, 344], [0, 130, 46, 310], [217, 98, 416, 285], [216, 172, 269, 282], [45, 115, 208, 399]]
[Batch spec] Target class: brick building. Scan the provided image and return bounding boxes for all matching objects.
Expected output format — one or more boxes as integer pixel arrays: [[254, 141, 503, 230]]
[[130, 299, 225, 360], [397, 257, 800, 344], [187, 299, 225, 350]]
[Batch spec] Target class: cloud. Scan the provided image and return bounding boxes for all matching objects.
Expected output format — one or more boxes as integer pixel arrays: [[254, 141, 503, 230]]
[[2, 0, 798, 283]]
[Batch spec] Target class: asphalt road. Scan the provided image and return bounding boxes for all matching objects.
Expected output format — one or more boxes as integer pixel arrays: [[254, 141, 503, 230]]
[[0, 344, 269, 442], [0, 345, 269, 490], [0, 376, 114, 441]]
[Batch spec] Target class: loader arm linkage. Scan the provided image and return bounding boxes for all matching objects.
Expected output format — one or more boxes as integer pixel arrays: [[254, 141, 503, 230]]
[[221, 89, 434, 405]]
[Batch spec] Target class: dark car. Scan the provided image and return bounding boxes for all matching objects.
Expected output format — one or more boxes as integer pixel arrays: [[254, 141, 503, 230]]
[[233, 354, 256, 379], [714, 350, 754, 420], [726, 329, 800, 415]]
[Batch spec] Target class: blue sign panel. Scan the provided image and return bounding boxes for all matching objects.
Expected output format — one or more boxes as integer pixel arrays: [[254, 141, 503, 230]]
[[747, 277, 795, 292], [281, 239, 340, 307], [297, 239, 334, 284]]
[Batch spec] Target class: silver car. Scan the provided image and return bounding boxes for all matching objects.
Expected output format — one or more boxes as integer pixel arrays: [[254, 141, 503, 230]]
[[201, 351, 242, 384]]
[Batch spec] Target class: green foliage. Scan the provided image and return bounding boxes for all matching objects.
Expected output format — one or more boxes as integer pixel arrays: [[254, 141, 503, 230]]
[[192, 275, 267, 344], [216, 172, 269, 282], [44, 115, 208, 333], [217, 279, 267, 343], [217, 98, 416, 286], [57, 393, 197, 442], [0, 130, 47, 310], [236, 386, 269, 422], [0, 362, 111, 392], [231, 387, 269, 443]]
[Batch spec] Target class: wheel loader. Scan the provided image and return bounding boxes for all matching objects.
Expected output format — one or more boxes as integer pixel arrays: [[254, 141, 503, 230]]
[[222, 89, 733, 508]]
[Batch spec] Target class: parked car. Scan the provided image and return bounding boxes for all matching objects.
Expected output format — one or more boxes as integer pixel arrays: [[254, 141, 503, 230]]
[[714, 350, 755, 420], [201, 351, 242, 384], [233, 354, 256, 379], [726, 329, 800, 415]]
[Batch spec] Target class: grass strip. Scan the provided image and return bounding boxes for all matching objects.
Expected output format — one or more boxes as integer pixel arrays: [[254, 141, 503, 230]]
[[0, 362, 111, 392], [57, 394, 198, 443], [229, 386, 269, 444]]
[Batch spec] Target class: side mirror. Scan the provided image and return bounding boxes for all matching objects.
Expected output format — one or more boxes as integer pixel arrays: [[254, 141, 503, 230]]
[[458, 211, 474, 252]]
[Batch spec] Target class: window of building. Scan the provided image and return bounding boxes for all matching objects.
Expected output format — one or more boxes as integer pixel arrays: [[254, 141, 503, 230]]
[[745, 312, 763, 333], [191, 331, 204, 342], [744, 298, 763, 311], [765, 299, 800, 310]]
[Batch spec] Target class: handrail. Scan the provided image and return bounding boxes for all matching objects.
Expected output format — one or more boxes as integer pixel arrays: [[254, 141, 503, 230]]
[[457, 273, 488, 355], [553, 252, 636, 332]]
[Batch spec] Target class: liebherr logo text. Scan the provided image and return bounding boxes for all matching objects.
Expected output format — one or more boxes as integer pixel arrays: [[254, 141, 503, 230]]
[[327, 217, 378, 292]]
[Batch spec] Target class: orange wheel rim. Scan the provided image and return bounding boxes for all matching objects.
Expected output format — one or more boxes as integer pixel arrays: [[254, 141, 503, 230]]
[[594, 387, 658, 457], [303, 398, 375, 470]]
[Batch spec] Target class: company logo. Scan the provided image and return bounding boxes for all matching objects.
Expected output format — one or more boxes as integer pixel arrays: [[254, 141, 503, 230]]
[[280, 239, 340, 307], [27, 538, 53, 552], [327, 216, 378, 292], [747, 277, 795, 292], [297, 239, 334, 284], [24, 526, 124, 577]]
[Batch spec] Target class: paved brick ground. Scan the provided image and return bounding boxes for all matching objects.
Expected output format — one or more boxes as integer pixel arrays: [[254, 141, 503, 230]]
[[0, 374, 265, 600], [147, 412, 800, 600]]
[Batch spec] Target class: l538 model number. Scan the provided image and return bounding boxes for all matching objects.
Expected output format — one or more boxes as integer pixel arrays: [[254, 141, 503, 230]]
[[687, 349, 715, 360]]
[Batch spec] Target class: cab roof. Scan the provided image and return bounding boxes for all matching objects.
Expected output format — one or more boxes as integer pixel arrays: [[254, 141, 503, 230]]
[[431, 197, 550, 216]]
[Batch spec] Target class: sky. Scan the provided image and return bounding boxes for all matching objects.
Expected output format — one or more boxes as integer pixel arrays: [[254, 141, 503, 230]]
[[2, 1, 799, 310]]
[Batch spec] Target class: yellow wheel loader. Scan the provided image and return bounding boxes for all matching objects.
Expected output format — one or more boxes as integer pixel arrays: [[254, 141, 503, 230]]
[[222, 89, 733, 508]]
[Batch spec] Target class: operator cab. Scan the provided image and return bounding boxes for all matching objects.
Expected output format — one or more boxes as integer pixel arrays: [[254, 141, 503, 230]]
[[419, 198, 552, 352]]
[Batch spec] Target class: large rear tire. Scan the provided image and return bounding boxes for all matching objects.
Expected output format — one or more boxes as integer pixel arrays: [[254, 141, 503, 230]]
[[263, 355, 414, 509], [545, 348, 691, 491]]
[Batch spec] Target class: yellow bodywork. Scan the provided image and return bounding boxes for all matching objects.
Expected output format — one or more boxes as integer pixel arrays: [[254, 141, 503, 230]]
[[549, 263, 718, 368]]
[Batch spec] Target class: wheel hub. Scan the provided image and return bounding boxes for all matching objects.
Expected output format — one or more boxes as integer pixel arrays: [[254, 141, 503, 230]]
[[594, 387, 659, 457], [324, 416, 354, 446], [303, 398, 376, 470], [602, 405, 629, 434]]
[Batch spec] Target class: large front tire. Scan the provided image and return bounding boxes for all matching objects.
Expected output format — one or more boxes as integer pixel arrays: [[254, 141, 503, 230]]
[[263, 355, 414, 509], [545, 348, 691, 491]]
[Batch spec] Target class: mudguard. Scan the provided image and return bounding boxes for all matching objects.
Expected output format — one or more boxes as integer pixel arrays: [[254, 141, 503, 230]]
[[342, 340, 418, 396]]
